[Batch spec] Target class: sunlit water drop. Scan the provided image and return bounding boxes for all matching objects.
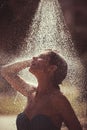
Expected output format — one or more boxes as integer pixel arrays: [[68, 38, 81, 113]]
[[1, 0, 85, 113], [19, 0, 85, 89]]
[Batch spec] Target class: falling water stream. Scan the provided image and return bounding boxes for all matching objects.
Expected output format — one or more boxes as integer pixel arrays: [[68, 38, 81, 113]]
[[1, 0, 85, 116], [16, 0, 85, 88]]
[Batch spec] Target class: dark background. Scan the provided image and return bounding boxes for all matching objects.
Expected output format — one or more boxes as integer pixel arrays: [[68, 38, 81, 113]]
[[0, 0, 87, 99], [0, 0, 87, 61]]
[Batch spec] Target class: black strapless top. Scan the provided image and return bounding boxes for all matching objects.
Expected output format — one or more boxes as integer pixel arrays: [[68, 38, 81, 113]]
[[16, 112, 58, 130]]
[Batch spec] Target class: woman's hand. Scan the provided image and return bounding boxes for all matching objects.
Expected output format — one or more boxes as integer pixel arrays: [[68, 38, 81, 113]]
[[1, 59, 32, 74]]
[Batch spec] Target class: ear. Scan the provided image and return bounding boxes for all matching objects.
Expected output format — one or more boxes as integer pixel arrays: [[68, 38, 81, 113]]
[[48, 65, 57, 72]]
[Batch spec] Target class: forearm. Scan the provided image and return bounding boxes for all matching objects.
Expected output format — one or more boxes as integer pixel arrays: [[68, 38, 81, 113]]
[[1, 59, 31, 76]]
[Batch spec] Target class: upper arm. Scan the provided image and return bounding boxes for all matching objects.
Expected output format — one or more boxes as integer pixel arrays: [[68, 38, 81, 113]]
[[1, 68, 36, 97], [55, 95, 82, 130]]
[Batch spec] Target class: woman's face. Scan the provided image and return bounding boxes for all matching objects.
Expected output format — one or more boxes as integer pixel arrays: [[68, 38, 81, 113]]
[[29, 53, 50, 75]]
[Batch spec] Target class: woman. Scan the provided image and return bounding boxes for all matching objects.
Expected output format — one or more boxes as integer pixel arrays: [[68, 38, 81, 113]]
[[1, 50, 82, 130]]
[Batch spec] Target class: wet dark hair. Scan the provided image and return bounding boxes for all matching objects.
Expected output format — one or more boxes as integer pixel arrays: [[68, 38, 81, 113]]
[[47, 51, 67, 85]]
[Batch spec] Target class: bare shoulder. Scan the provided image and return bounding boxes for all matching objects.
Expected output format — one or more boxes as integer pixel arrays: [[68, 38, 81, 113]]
[[51, 90, 71, 110], [51, 90, 66, 100], [51, 90, 82, 130]]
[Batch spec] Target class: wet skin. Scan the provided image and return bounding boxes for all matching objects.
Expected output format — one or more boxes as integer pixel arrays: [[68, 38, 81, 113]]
[[1, 52, 82, 130]]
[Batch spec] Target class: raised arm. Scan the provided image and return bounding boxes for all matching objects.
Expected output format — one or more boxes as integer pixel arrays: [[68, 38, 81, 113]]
[[1, 60, 36, 97]]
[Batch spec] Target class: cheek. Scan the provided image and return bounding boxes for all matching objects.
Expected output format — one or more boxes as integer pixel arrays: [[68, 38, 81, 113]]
[[40, 64, 49, 72], [38, 62, 47, 68]]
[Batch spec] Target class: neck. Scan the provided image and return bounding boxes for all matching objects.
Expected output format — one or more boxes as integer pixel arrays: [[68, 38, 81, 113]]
[[36, 76, 58, 95]]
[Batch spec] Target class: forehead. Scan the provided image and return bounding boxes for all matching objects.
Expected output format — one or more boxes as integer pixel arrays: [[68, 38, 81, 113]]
[[38, 52, 50, 59]]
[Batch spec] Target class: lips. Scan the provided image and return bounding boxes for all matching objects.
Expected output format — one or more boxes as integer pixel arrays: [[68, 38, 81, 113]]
[[31, 61, 36, 66]]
